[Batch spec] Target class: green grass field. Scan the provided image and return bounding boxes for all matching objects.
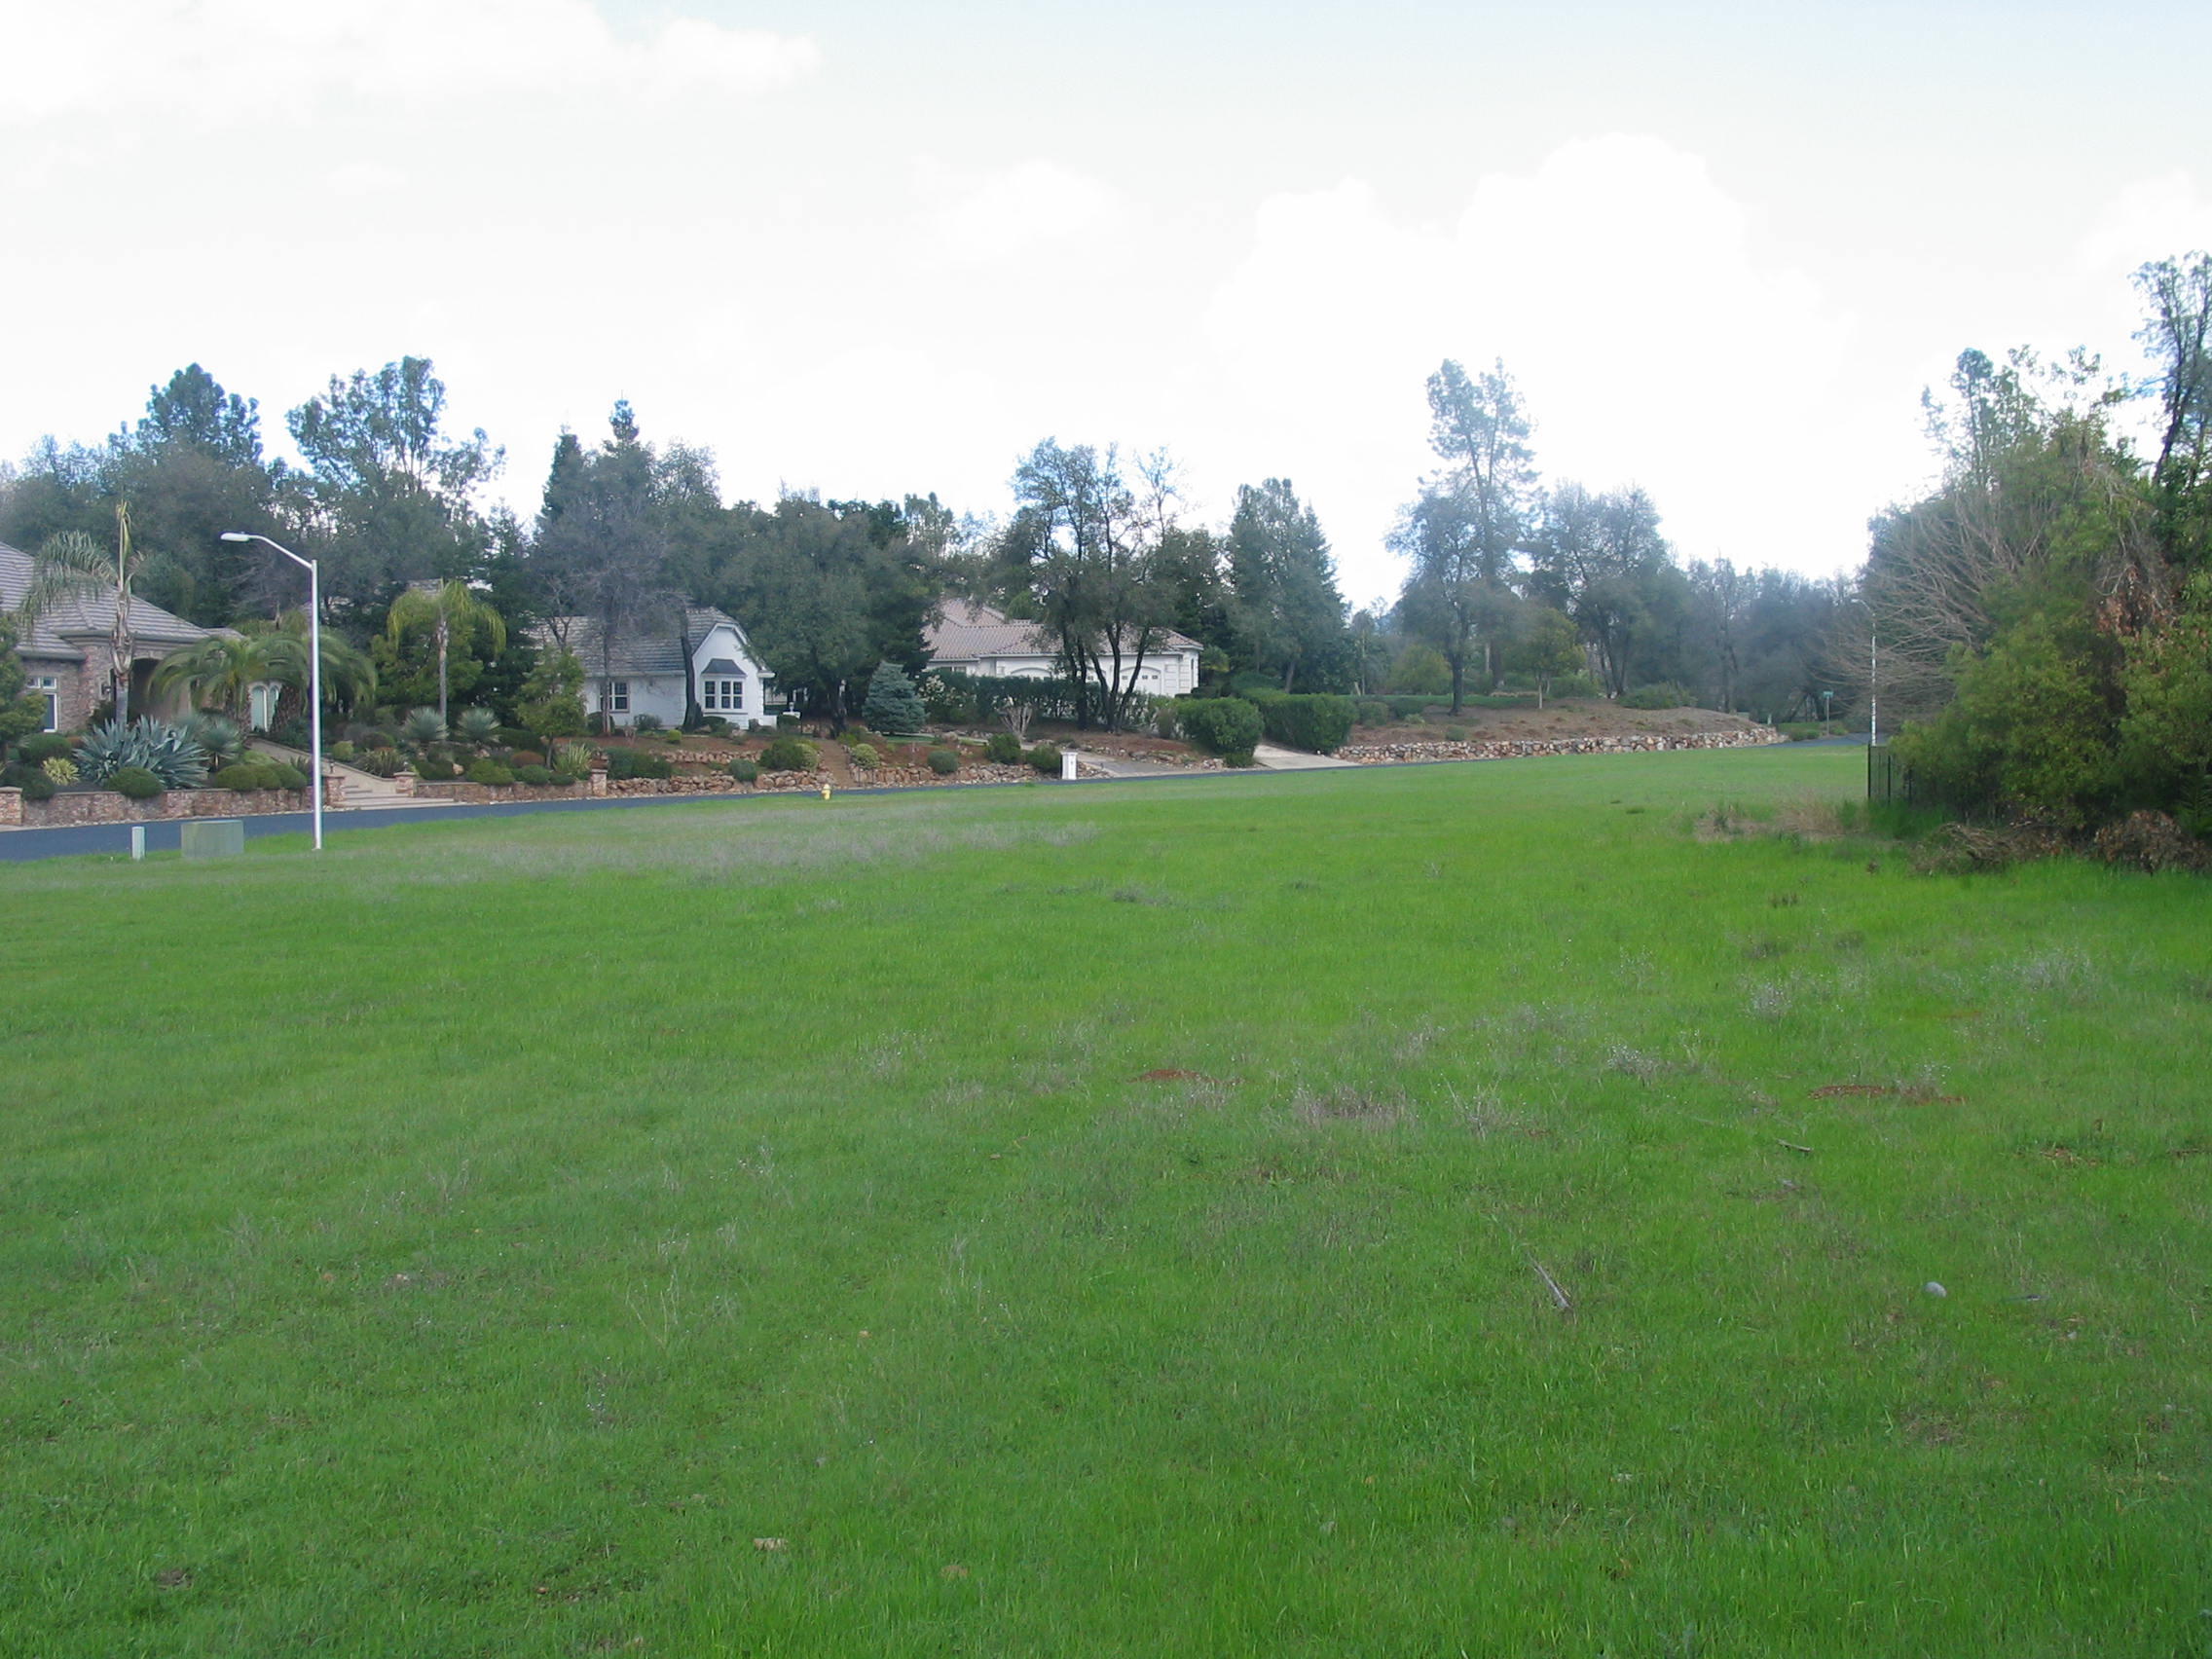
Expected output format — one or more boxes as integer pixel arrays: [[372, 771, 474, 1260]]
[[5, 747, 2208, 1656]]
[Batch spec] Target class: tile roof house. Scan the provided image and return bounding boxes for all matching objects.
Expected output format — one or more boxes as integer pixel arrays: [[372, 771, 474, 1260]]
[[924, 599, 1202, 697], [1, 538, 218, 732], [536, 606, 778, 729]]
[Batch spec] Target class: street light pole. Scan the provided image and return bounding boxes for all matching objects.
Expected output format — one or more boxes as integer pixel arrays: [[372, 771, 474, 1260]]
[[222, 533, 322, 851]]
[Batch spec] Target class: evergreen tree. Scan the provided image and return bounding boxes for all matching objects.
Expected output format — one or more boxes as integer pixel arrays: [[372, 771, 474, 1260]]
[[862, 661, 927, 733], [1226, 478, 1346, 691]]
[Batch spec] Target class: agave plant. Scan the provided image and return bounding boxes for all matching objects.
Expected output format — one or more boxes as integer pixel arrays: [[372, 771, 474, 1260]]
[[455, 707, 500, 747], [76, 718, 209, 790], [402, 708, 448, 749], [182, 712, 245, 769]]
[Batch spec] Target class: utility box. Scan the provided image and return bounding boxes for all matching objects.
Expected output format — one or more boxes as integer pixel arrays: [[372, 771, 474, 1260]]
[[181, 819, 246, 860], [1060, 750, 1079, 782]]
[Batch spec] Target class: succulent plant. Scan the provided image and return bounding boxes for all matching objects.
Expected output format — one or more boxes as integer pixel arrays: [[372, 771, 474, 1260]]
[[456, 707, 499, 746], [76, 718, 209, 790]]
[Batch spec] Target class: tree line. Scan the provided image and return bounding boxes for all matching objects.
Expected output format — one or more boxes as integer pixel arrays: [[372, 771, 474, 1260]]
[[0, 347, 1862, 740], [1871, 252, 2212, 832]]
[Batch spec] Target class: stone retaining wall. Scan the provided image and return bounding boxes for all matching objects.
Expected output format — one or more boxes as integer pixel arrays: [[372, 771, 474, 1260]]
[[599, 762, 1042, 797], [1337, 729, 1785, 765], [413, 780, 594, 805], [0, 781, 337, 830]]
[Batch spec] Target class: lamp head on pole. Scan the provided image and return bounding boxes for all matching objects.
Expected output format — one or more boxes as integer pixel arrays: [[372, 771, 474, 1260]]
[[219, 532, 251, 542]]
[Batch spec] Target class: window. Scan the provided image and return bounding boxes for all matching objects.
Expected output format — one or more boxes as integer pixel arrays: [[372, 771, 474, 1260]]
[[701, 676, 745, 712], [29, 677, 56, 732], [609, 681, 630, 713]]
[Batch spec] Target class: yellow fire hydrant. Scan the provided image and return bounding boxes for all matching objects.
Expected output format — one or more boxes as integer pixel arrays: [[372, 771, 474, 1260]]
[[820, 778, 832, 801]]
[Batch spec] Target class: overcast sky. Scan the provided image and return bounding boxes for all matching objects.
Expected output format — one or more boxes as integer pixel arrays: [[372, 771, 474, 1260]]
[[7, 0, 2211, 604]]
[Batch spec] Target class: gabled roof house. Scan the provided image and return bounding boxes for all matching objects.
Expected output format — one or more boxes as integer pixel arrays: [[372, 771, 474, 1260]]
[[537, 606, 778, 729], [0, 538, 217, 732], [924, 599, 1201, 696]]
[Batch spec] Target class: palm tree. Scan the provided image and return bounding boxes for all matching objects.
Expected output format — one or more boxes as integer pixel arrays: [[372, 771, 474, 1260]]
[[153, 633, 302, 719], [16, 503, 150, 722], [157, 618, 377, 729], [274, 609, 377, 716], [386, 581, 505, 726]]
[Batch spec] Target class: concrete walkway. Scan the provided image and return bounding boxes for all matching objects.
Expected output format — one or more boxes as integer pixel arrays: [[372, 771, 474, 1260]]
[[249, 738, 424, 808], [1251, 742, 1358, 771]]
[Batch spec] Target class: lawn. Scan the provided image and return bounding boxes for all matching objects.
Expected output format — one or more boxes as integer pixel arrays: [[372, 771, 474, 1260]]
[[4, 747, 2207, 1656]]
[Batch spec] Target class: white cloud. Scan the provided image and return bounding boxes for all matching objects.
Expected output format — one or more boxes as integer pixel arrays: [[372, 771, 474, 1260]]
[[1199, 135, 1862, 590], [912, 157, 1129, 267], [3, 1, 819, 126], [2074, 171, 2212, 281]]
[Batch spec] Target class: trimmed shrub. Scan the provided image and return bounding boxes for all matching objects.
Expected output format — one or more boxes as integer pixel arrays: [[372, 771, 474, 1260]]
[[494, 725, 537, 750], [1027, 743, 1063, 775], [1620, 682, 1693, 711], [759, 735, 817, 772], [984, 731, 1022, 766], [330, 740, 356, 761], [18, 733, 74, 765], [632, 713, 664, 733], [1173, 696, 1263, 763], [927, 748, 959, 775], [847, 742, 880, 770], [271, 764, 308, 791], [414, 756, 459, 781], [729, 757, 760, 783], [548, 770, 579, 787], [6, 766, 57, 801], [1247, 692, 1355, 755], [509, 750, 545, 768], [1354, 698, 1391, 726], [217, 763, 277, 791], [604, 748, 674, 781], [110, 765, 163, 800], [514, 764, 554, 786], [468, 759, 516, 786]]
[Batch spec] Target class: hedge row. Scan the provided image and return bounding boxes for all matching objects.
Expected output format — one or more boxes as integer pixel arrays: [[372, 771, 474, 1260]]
[[1248, 692, 1355, 755]]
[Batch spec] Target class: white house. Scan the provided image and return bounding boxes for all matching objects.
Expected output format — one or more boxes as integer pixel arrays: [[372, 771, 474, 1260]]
[[924, 599, 1202, 697], [539, 607, 778, 730]]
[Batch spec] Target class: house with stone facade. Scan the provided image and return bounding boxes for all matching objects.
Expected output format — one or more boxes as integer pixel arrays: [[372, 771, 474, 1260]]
[[0, 538, 217, 732], [536, 606, 779, 730]]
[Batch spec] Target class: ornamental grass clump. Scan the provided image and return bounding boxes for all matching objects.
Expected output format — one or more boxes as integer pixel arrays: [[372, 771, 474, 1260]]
[[182, 712, 244, 768]]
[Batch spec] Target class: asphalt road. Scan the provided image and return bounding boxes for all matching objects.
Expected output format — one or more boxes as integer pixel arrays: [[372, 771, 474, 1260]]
[[0, 775, 1190, 863], [3, 734, 1851, 863]]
